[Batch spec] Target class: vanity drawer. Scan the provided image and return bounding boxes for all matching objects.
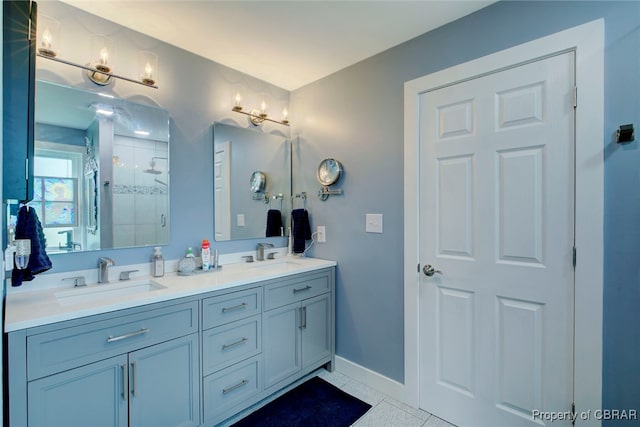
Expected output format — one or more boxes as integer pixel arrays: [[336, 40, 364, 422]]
[[27, 301, 199, 380], [202, 315, 261, 375], [202, 287, 261, 329], [264, 271, 331, 310], [203, 355, 262, 422]]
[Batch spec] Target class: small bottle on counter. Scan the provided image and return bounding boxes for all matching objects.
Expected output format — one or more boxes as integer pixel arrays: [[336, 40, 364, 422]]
[[201, 239, 211, 270], [151, 246, 165, 277]]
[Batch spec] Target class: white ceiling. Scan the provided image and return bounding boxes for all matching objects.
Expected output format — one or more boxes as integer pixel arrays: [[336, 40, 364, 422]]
[[60, 1, 495, 91]]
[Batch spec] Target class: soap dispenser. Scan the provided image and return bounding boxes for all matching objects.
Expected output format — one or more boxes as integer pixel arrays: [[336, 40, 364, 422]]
[[151, 247, 165, 277]]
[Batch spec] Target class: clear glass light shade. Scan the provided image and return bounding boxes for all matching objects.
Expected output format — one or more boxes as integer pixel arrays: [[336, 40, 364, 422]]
[[90, 35, 114, 73], [37, 15, 60, 57], [138, 51, 158, 86]]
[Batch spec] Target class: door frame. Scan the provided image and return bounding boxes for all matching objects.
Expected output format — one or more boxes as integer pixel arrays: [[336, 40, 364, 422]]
[[403, 19, 604, 425]]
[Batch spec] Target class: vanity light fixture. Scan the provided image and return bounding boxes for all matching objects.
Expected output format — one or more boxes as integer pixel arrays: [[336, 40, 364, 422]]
[[231, 93, 290, 127], [36, 32, 159, 89]]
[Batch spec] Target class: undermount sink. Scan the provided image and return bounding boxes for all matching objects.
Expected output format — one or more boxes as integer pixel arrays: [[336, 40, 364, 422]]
[[56, 281, 167, 306]]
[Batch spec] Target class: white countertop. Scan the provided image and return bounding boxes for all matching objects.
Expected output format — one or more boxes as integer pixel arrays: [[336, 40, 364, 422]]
[[4, 256, 336, 332]]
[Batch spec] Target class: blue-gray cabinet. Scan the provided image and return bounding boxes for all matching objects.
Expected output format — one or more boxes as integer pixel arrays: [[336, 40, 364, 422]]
[[27, 334, 199, 427], [8, 299, 200, 427], [263, 271, 333, 390], [3, 0, 36, 202], [128, 334, 200, 427], [7, 267, 334, 427], [28, 355, 128, 427]]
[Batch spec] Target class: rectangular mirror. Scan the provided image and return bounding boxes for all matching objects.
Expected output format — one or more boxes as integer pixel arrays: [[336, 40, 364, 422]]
[[6, 80, 170, 254], [213, 122, 291, 241]]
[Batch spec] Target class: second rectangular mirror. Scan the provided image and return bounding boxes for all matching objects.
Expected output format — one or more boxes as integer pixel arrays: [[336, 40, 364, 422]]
[[213, 123, 291, 241]]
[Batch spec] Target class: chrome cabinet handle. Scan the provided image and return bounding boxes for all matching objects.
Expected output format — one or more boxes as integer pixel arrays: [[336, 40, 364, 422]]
[[223, 379, 248, 394], [221, 302, 248, 313], [107, 328, 150, 343], [222, 337, 248, 350], [293, 285, 312, 293], [121, 364, 128, 401], [131, 361, 137, 398], [302, 306, 307, 329], [423, 264, 443, 277]]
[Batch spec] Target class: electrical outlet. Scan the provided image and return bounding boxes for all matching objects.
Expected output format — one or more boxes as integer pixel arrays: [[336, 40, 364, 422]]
[[317, 226, 326, 243]]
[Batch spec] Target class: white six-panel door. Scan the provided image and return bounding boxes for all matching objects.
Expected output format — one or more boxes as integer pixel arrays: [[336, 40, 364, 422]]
[[418, 52, 575, 426]]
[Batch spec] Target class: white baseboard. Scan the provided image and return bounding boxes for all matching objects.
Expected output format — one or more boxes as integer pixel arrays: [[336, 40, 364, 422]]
[[334, 355, 413, 406]]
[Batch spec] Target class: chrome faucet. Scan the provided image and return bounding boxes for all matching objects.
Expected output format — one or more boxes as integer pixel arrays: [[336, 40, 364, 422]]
[[256, 243, 274, 261], [98, 257, 115, 283]]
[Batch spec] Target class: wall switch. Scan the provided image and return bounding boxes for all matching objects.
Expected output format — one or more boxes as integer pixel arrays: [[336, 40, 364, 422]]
[[237, 213, 245, 227], [366, 214, 383, 233], [317, 226, 326, 243]]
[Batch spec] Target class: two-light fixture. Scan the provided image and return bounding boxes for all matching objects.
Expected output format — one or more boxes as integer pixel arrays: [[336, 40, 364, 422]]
[[232, 92, 290, 127], [36, 15, 159, 89]]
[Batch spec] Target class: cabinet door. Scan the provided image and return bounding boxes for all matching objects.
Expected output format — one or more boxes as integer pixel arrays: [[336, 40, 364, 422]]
[[28, 355, 128, 427], [3, 0, 36, 202], [128, 334, 200, 427], [263, 302, 301, 388], [301, 293, 332, 369]]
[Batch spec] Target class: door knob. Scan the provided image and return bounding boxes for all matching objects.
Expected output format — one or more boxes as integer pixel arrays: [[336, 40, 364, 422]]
[[423, 264, 442, 277]]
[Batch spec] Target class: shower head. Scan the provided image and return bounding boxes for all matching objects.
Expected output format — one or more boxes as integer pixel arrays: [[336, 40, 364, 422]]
[[143, 159, 162, 175]]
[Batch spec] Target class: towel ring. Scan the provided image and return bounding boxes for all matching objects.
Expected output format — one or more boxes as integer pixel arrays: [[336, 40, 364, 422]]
[[269, 194, 284, 210], [292, 192, 307, 209]]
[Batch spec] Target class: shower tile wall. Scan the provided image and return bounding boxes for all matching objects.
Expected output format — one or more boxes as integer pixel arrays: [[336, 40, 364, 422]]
[[112, 136, 168, 248]]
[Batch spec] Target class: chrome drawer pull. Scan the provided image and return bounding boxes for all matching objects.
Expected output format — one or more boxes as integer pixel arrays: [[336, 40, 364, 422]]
[[221, 302, 248, 313], [223, 379, 249, 394], [293, 285, 312, 293], [222, 337, 249, 350], [107, 328, 150, 343]]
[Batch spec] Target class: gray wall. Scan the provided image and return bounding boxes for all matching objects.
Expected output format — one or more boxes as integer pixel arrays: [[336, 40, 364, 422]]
[[290, 0, 640, 417]]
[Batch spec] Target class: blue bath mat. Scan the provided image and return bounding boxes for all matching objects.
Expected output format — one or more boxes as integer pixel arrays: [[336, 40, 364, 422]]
[[231, 376, 371, 427]]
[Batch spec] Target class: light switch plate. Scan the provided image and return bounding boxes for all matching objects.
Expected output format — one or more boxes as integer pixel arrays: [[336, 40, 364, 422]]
[[366, 214, 383, 233], [237, 213, 245, 227]]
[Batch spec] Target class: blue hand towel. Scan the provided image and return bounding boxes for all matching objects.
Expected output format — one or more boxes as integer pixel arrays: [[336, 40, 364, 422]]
[[291, 209, 311, 254], [265, 209, 283, 237], [12, 206, 52, 287]]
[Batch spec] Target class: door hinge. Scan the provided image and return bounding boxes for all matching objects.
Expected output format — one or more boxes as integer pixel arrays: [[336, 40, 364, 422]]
[[573, 86, 578, 109], [572, 246, 577, 269], [572, 402, 576, 425], [417, 263, 420, 273]]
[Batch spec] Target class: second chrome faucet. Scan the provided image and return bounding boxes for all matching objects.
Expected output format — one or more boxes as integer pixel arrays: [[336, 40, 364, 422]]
[[256, 243, 274, 261], [98, 257, 115, 283]]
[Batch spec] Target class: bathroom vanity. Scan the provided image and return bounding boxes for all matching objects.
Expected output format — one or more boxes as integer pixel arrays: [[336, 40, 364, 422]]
[[5, 257, 335, 427]]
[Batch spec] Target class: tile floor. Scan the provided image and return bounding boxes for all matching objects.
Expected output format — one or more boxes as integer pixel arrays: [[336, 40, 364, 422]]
[[219, 368, 457, 427]]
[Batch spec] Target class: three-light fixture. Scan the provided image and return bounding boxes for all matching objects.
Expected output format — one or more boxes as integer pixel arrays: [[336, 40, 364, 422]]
[[232, 92, 290, 127], [36, 15, 158, 89]]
